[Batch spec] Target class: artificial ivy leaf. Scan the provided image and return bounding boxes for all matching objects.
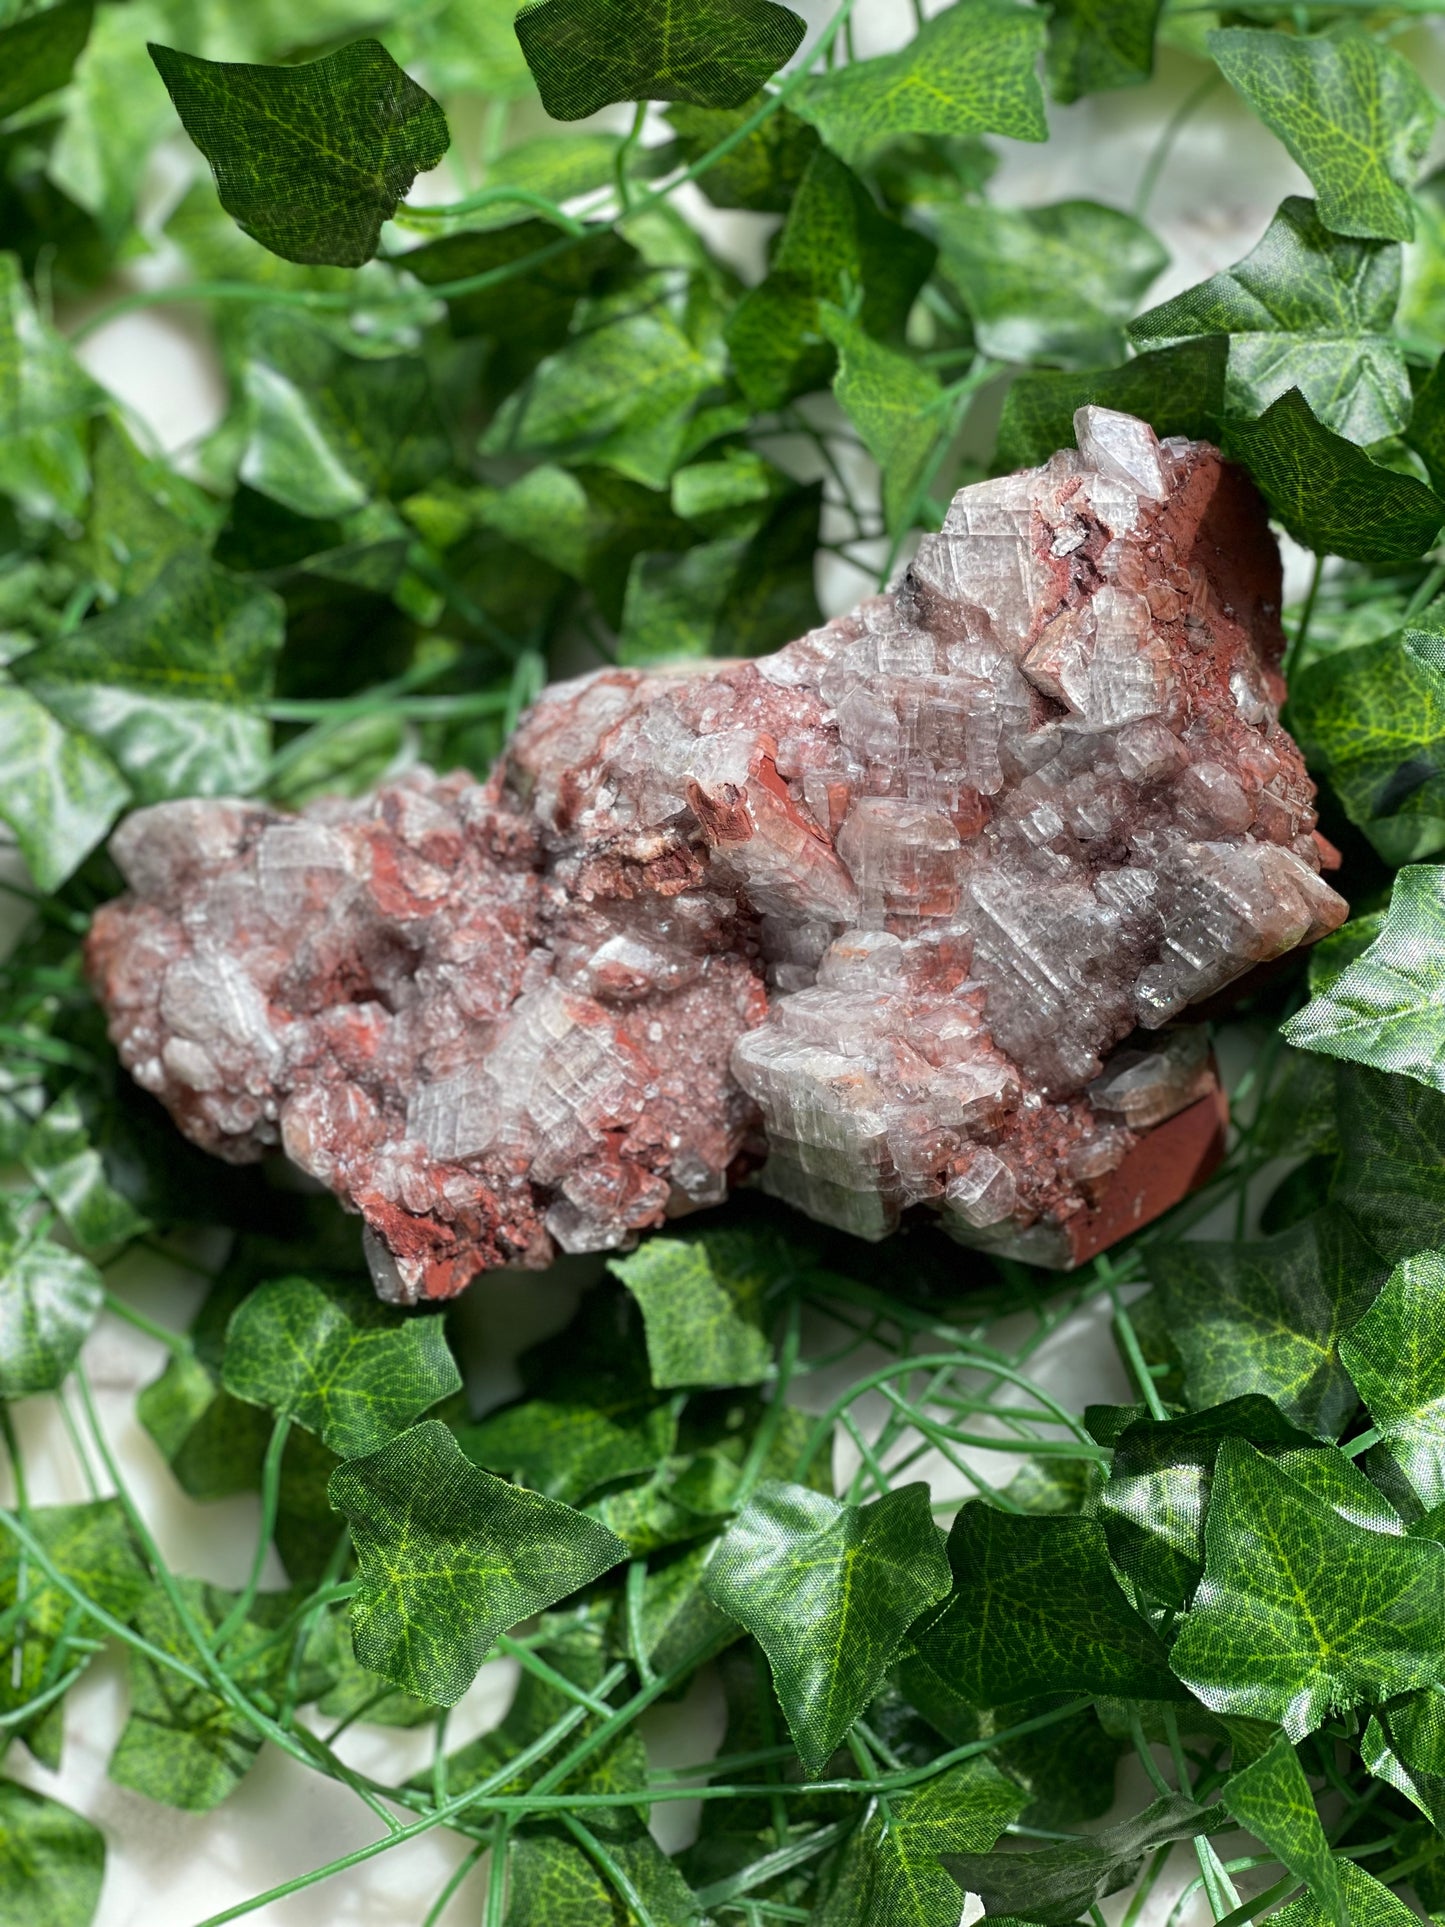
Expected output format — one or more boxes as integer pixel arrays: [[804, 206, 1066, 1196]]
[[1334, 1062, 1445, 1264], [943, 1792, 1222, 1925], [109, 1580, 332, 1810], [1339, 1248, 1445, 1511], [23, 1089, 147, 1253], [1222, 388, 1444, 564], [329, 1419, 628, 1706], [993, 337, 1225, 471], [1169, 1440, 1445, 1738], [14, 551, 285, 804], [1, 1500, 147, 1753], [1045, 0, 1161, 105], [936, 198, 1167, 369], [711, 479, 823, 657], [1284, 866, 1445, 1092], [77, 415, 219, 601], [609, 1229, 781, 1389], [625, 1542, 738, 1673], [0, 1197, 103, 1397], [0, 2, 94, 124], [821, 305, 944, 537], [238, 313, 450, 519], [1309, 915, 1387, 1000], [1208, 26, 1434, 243], [1406, 352, 1445, 496], [458, 1392, 677, 1504], [221, 1273, 460, 1458], [912, 1503, 1183, 1704], [815, 1757, 1027, 1927], [726, 147, 935, 410], [0, 1782, 103, 1927], [1148, 1209, 1380, 1437], [514, 0, 804, 119], [503, 1827, 697, 1926], [1130, 197, 1408, 444], [1221, 1733, 1346, 1927], [1288, 618, 1445, 862], [1271, 1861, 1420, 1927], [149, 39, 449, 268], [618, 536, 744, 664], [137, 1350, 270, 1502], [0, 685, 128, 895], [0, 250, 102, 523], [703, 1479, 951, 1773], [665, 97, 819, 212], [793, 0, 1047, 165], [1363, 1684, 1445, 1828]]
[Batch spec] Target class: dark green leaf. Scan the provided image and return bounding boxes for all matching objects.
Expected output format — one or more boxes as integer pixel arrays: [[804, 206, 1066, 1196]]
[[328, 1419, 628, 1706], [23, 1089, 147, 1253], [109, 1580, 331, 1809], [1221, 388, 1444, 564], [137, 1350, 271, 1502], [609, 1229, 779, 1389], [0, 1782, 103, 1927], [1363, 1684, 1445, 1828], [937, 198, 1167, 368], [944, 1792, 1221, 1925], [993, 337, 1225, 472], [1148, 1209, 1381, 1436], [1222, 1733, 1345, 1927], [1406, 352, 1445, 495], [1285, 865, 1445, 1090], [794, 0, 1047, 163], [405, 221, 633, 369], [149, 39, 449, 268], [711, 479, 823, 656], [704, 1479, 951, 1773], [913, 1503, 1183, 1704], [222, 1273, 460, 1458], [1340, 1248, 1445, 1510], [458, 1392, 677, 1504], [514, 0, 805, 119], [665, 96, 819, 212], [76, 415, 219, 601], [1130, 196, 1408, 443], [0, 1197, 103, 1397], [618, 536, 746, 664], [0, 2, 93, 124], [1169, 1439, 1445, 1737], [1208, 26, 1435, 242], [0, 249, 103, 522], [822, 305, 944, 536], [1046, 0, 1161, 105], [503, 1828, 697, 1926]]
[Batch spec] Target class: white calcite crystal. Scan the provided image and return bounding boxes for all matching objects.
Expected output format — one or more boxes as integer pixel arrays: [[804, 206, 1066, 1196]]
[[87, 411, 1346, 1300]]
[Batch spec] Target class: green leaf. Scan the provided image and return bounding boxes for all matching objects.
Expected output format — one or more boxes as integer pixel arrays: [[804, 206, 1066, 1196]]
[[936, 198, 1167, 368], [1339, 1248, 1445, 1511], [514, 0, 805, 119], [328, 1419, 628, 1706], [704, 1479, 951, 1773], [14, 552, 285, 804], [221, 1273, 460, 1458], [503, 1828, 697, 1926], [1309, 914, 1387, 1000], [23, 1089, 147, 1254], [0, 2, 93, 123], [1334, 1062, 1445, 1264], [137, 1350, 271, 1502], [0, 1782, 103, 1927], [109, 1580, 331, 1809], [664, 96, 820, 212], [793, 0, 1047, 165], [994, 337, 1226, 471], [943, 1792, 1222, 1926], [1130, 196, 1408, 444], [1222, 1733, 1346, 1927], [77, 415, 220, 601], [726, 147, 935, 410], [149, 39, 449, 268], [1273, 1862, 1420, 1927], [405, 220, 632, 367], [458, 1392, 677, 1504], [1363, 1684, 1445, 1828], [1221, 388, 1444, 564], [1406, 350, 1445, 495], [912, 1503, 1183, 1704], [0, 250, 102, 523], [1209, 27, 1435, 243], [1169, 1439, 1445, 1737], [1285, 866, 1445, 1092], [0, 684, 127, 895], [609, 1229, 780, 1389], [821, 305, 944, 536], [815, 1757, 1027, 1927], [1045, 0, 1161, 105], [1148, 1209, 1380, 1437], [618, 536, 747, 663], [0, 1197, 103, 1397]]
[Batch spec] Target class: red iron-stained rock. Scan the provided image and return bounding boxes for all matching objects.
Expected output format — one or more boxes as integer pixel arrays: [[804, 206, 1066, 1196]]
[[86, 410, 1347, 1300]]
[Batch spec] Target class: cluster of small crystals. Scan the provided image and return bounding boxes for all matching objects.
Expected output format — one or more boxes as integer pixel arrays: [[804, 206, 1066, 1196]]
[[87, 410, 1347, 1299]]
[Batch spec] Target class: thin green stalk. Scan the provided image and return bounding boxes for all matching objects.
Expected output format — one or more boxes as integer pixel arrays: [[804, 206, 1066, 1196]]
[[1134, 71, 1222, 218], [626, 1558, 656, 1687], [563, 1813, 662, 1927], [101, 1289, 193, 1357], [422, 1838, 487, 1927], [212, 1415, 292, 1652]]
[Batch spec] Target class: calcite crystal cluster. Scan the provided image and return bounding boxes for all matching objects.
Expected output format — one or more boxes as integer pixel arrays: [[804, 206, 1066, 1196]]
[[87, 410, 1346, 1300]]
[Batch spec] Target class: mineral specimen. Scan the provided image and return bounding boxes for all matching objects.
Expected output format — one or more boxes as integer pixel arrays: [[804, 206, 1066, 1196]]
[[87, 409, 1347, 1300]]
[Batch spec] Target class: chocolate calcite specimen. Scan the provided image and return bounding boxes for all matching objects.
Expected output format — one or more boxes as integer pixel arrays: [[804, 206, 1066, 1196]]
[[87, 410, 1347, 1300]]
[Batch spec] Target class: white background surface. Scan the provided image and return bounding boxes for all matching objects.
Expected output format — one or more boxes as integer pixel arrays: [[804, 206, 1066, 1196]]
[[7, 8, 1444, 1920]]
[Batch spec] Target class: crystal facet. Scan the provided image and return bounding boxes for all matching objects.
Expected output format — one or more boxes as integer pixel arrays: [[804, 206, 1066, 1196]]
[[86, 413, 1346, 1300]]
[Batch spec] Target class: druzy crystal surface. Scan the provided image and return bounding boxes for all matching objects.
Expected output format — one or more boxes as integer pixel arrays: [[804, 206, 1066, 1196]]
[[87, 410, 1347, 1300]]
